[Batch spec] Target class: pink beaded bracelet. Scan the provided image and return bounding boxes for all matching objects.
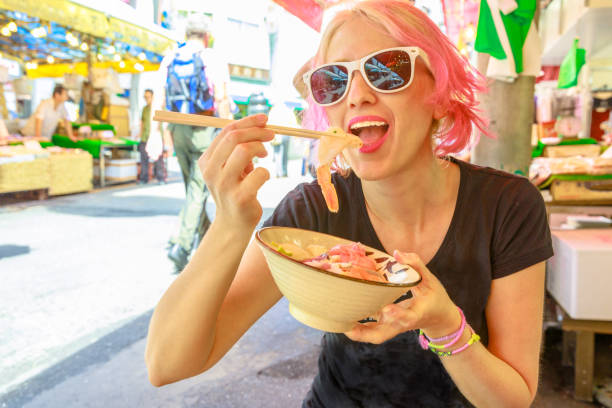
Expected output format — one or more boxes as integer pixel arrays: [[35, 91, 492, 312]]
[[430, 325, 481, 357], [418, 307, 466, 350]]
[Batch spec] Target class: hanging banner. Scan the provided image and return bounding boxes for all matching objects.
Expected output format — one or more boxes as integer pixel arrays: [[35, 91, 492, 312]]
[[441, 0, 480, 54], [273, 0, 324, 31]]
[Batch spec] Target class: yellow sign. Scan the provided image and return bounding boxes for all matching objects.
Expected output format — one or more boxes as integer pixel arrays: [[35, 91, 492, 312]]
[[0, 0, 110, 37], [25, 61, 160, 78]]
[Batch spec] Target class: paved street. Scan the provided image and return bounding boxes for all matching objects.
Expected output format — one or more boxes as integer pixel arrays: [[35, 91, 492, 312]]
[[0, 158, 605, 408], [1, 159, 324, 408]]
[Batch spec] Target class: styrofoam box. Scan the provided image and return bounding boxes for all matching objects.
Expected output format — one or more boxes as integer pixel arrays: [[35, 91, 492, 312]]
[[547, 229, 612, 321], [94, 159, 137, 180]]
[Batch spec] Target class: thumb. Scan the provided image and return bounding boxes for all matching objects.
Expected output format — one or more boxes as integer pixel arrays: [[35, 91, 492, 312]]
[[392, 250, 433, 283]]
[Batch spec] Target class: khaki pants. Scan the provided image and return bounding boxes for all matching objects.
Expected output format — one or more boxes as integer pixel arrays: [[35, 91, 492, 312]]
[[169, 123, 218, 253]]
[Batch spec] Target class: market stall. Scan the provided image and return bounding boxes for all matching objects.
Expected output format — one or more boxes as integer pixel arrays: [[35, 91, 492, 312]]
[[0, 0, 178, 196], [530, 1, 612, 403]]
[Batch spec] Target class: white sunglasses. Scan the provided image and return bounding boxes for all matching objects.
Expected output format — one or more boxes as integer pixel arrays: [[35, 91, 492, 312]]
[[303, 46, 430, 107]]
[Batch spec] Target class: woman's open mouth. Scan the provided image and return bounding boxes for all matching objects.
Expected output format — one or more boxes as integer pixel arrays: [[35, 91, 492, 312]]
[[349, 119, 390, 153]]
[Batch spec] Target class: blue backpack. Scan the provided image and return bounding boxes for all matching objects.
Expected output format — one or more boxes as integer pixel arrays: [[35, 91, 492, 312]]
[[165, 49, 214, 114]]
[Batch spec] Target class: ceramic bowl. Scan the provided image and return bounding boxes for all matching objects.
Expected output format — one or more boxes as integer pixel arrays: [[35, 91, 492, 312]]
[[255, 226, 421, 333]]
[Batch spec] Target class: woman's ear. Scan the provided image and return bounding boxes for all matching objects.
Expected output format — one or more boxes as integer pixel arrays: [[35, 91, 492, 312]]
[[432, 104, 446, 121]]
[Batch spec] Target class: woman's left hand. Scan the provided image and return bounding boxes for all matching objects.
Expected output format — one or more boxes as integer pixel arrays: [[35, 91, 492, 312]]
[[345, 250, 461, 344]]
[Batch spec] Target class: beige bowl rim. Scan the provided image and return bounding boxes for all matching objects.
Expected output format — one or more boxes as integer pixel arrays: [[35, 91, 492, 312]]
[[255, 226, 421, 288]]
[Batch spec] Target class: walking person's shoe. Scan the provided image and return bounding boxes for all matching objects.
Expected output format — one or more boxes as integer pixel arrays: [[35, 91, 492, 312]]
[[167, 243, 189, 274]]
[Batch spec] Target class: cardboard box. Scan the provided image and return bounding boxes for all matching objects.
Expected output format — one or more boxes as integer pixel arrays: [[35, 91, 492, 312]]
[[550, 179, 612, 202], [547, 229, 612, 320], [49, 151, 93, 196], [107, 105, 130, 137], [543, 144, 601, 158]]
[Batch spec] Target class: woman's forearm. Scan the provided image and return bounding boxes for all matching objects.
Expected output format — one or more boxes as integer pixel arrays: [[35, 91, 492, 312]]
[[440, 336, 537, 408], [145, 220, 253, 385]]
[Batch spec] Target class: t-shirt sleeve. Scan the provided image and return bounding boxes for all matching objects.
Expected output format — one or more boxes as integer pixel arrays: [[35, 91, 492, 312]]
[[491, 178, 554, 279]]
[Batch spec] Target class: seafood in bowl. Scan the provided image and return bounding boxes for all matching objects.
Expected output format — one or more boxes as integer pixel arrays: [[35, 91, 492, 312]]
[[273, 241, 415, 284], [256, 226, 421, 333]]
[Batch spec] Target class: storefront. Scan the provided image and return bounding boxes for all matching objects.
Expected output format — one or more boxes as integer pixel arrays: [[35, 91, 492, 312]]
[[0, 0, 178, 196]]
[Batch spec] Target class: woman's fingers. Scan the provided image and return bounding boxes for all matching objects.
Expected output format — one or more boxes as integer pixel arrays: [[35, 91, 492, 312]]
[[199, 114, 272, 173], [206, 127, 275, 173], [222, 141, 269, 182], [393, 250, 436, 285], [378, 303, 419, 328], [241, 167, 270, 196]]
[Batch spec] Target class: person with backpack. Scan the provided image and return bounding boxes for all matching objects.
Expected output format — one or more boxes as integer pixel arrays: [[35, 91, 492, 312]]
[[156, 13, 231, 273]]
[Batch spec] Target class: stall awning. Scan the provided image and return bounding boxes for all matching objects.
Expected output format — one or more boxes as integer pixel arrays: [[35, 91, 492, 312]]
[[0, 0, 178, 76], [0, 0, 177, 54]]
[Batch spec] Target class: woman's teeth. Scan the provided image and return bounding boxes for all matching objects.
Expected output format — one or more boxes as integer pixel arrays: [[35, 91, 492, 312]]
[[349, 121, 387, 134]]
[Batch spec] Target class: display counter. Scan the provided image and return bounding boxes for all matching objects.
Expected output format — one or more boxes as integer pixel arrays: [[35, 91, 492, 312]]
[[0, 144, 93, 198], [52, 134, 138, 187]]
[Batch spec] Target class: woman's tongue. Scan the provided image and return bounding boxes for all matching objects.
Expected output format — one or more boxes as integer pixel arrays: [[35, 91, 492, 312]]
[[358, 126, 386, 145]]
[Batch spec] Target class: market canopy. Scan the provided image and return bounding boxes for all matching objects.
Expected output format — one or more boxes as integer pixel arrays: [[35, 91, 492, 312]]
[[0, 0, 179, 76]]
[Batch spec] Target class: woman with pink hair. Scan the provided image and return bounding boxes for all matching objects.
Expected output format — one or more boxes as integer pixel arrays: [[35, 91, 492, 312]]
[[146, 1, 552, 406]]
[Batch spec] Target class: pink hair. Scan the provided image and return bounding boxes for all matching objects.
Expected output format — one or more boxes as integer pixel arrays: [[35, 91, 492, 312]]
[[301, 0, 490, 156]]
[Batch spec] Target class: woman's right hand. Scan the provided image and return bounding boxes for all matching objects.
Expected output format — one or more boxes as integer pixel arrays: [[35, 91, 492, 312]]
[[199, 114, 275, 231]]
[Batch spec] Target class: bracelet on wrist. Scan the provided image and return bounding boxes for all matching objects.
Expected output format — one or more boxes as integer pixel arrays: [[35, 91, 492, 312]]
[[418, 306, 465, 350], [429, 325, 480, 357]]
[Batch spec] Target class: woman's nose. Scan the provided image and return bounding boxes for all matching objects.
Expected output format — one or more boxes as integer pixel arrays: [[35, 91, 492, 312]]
[[346, 71, 376, 108]]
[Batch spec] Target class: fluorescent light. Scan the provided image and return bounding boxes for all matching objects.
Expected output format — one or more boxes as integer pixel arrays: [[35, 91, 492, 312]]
[[119, 61, 126, 68], [138, 52, 146, 61], [113, 54, 121, 62], [134, 62, 144, 71], [46, 55, 55, 64], [1, 27, 10, 36], [108, 45, 116, 54], [31, 26, 47, 38], [80, 42, 88, 51], [7, 22, 17, 32]]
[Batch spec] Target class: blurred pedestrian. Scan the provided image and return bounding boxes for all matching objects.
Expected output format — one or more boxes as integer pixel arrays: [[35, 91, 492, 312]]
[[155, 13, 231, 273], [267, 96, 297, 177], [138, 89, 164, 184]]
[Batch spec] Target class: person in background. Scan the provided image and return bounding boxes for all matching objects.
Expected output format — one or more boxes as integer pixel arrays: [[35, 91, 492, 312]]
[[155, 13, 231, 273], [20, 84, 76, 141], [138, 89, 164, 184], [145, 1, 553, 406], [267, 96, 297, 177]]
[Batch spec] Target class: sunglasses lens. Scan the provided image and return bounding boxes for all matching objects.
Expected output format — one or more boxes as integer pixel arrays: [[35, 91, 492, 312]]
[[365, 50, 412, 91], [310, 65, 349, 105]]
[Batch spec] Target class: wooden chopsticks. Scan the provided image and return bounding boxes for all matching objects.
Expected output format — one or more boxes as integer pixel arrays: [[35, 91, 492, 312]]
[[153, 110, 347, 140]]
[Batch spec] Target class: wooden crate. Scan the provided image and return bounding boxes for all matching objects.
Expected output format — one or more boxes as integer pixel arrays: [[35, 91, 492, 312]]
[[551, 179, 612, 202], [0, 157, 50, 194], [49, 152, 93, 196]]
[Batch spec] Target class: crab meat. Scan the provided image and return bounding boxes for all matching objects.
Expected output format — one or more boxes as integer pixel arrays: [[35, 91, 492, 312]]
[[316, 127, 362, 212]]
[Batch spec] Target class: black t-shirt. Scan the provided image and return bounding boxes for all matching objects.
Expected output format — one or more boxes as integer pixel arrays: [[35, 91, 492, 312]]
[[262, 157, 553, 407]]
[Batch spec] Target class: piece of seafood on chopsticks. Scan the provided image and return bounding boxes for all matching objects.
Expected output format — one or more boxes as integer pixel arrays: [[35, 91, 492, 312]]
[[316, 127, 362, 213], [152, 111, 361, 212]]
